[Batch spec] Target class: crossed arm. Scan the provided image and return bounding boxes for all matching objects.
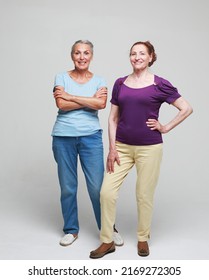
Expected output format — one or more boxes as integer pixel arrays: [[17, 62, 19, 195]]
[[53, 86, 108, 111]]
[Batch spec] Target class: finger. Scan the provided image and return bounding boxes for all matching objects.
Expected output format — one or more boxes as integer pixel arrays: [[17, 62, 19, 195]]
[[110, 162, 114, 173], [116, 157, 120, 166], [56, 86, 64, 90], [54, 92, 61, 97], [107, 159, 115, 173], [107, 163, 113, 173], [54, 90, 62, 95], [97, 90, 107, 95], [146, 123, 153, 127]]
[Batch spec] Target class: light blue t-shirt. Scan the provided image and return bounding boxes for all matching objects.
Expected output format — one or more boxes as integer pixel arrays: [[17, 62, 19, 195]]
[[52, 71, 107, 136]]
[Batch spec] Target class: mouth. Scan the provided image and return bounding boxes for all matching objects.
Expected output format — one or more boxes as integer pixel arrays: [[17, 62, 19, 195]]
[[133, 61, 144, 66]]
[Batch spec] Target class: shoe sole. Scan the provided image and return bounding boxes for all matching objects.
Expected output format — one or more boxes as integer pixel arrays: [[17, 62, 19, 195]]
[[138, 249, 149, 257], [138, 252, 149, 257], [90, 247, 116, 259], [115, 242, 124, 247]]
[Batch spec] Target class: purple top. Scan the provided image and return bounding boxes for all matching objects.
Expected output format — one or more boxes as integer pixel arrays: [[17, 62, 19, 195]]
[[110, 75, 181, 145]]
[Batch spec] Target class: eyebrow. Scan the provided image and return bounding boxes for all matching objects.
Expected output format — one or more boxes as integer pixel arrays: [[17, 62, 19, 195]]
[[74, 49, 91, 53], [131, 51, 146, 54]]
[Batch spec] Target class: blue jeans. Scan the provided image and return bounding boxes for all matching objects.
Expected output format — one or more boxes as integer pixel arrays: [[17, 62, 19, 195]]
[[52, 130, 104, 234]]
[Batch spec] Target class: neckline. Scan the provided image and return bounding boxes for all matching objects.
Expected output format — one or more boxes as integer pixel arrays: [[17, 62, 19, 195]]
[[123, 74, 156, 90], [66, 71, 94, 85]]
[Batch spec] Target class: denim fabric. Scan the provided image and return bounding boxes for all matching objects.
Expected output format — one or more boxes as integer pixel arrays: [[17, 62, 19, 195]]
[[52, 130, 104, 234]]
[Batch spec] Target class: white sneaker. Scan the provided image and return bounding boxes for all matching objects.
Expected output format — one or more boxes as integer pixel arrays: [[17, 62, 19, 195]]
[[59, 234, 78, 246], [113, 231, 124, 246]]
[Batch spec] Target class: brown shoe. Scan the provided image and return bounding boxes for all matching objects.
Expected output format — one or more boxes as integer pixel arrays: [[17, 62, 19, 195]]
[[90, 242, 115, 259], [138, 241, 149, 257]]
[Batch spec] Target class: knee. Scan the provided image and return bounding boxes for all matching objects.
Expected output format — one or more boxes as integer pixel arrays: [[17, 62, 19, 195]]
[[137, 193, 150, 203], [60, 185, 76, 198], [100, 188, 116, 204]]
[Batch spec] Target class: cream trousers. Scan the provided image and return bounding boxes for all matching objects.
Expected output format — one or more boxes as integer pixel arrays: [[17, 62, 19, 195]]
[[100, 142, 163, 243]]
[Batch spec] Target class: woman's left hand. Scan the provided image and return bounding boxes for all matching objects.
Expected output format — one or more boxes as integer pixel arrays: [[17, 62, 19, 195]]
[[146, 119, 167, 133], [93, 87, 108, 98]]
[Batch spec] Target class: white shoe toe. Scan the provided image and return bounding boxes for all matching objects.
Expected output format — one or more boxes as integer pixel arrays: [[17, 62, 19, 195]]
[[59, 234, 77, 246]]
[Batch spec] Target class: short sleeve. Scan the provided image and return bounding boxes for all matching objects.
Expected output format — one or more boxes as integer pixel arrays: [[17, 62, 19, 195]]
[[54, 72, 65, 88], [96, 76, 107, 89], [110, 76, 127, 106], [154, 77, 181, 104]]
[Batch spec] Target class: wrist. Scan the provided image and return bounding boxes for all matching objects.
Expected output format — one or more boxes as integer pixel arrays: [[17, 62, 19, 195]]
[[161, 125, 170, 134], [109, 146, 117, 152]]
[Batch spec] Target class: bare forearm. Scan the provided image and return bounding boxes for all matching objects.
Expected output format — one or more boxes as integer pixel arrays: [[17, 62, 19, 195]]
[[108, 119, 118, 151], [108, 104, 120, 150], [56, 98, 84, 111], [107, 107, 120, 172], [146, 97, 193, 133], [54, 86, 107, 111], [54, 86, 84, 111], [162, 104, 193, 133], [72, 95, 106, 110]]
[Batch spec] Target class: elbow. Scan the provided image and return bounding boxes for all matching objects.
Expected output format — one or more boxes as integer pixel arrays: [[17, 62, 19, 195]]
[[56, 99, 67, 111], [109, 116, 119, 127], [186, 104, 193, 116], [190, 106, 193, 115], [100, 103, 107, 110], [181, 105, 193, 120], [97, 100, 107, 110], [58, 105, 67, 111]]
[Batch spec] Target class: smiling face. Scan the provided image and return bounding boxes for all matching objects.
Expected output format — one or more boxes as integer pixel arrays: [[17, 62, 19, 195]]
[[71, 43, 93, 71], [130, 44, 153, 71]]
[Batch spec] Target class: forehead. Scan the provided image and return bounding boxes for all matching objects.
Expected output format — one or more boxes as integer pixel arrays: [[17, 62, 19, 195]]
[[131, 44, 148, 52], [73, 43, 92, 52]]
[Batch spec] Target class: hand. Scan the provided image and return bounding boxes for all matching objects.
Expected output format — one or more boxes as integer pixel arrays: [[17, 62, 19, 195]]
[[93, 87, 108, 98], [53, 86, 73, 101], [106, 149, 120, 173], [146, 118, 167, 133]]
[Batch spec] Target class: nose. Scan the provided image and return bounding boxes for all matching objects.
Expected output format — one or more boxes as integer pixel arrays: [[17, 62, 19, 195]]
[[80, 53, 84, 60]]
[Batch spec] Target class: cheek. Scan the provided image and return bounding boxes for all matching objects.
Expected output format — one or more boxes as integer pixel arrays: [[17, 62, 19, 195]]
[[87, 55, 93, 61], [130, 57, 135, 64], [72, 56, 79, 62]]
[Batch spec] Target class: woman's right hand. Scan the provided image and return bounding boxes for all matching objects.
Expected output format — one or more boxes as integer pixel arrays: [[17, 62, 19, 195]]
[[106, 149, 120, 173], [53, 86, 72, 101]]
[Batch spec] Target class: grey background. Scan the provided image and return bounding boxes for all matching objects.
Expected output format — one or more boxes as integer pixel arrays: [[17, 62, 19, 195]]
[[0, 0, 208, 260]]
